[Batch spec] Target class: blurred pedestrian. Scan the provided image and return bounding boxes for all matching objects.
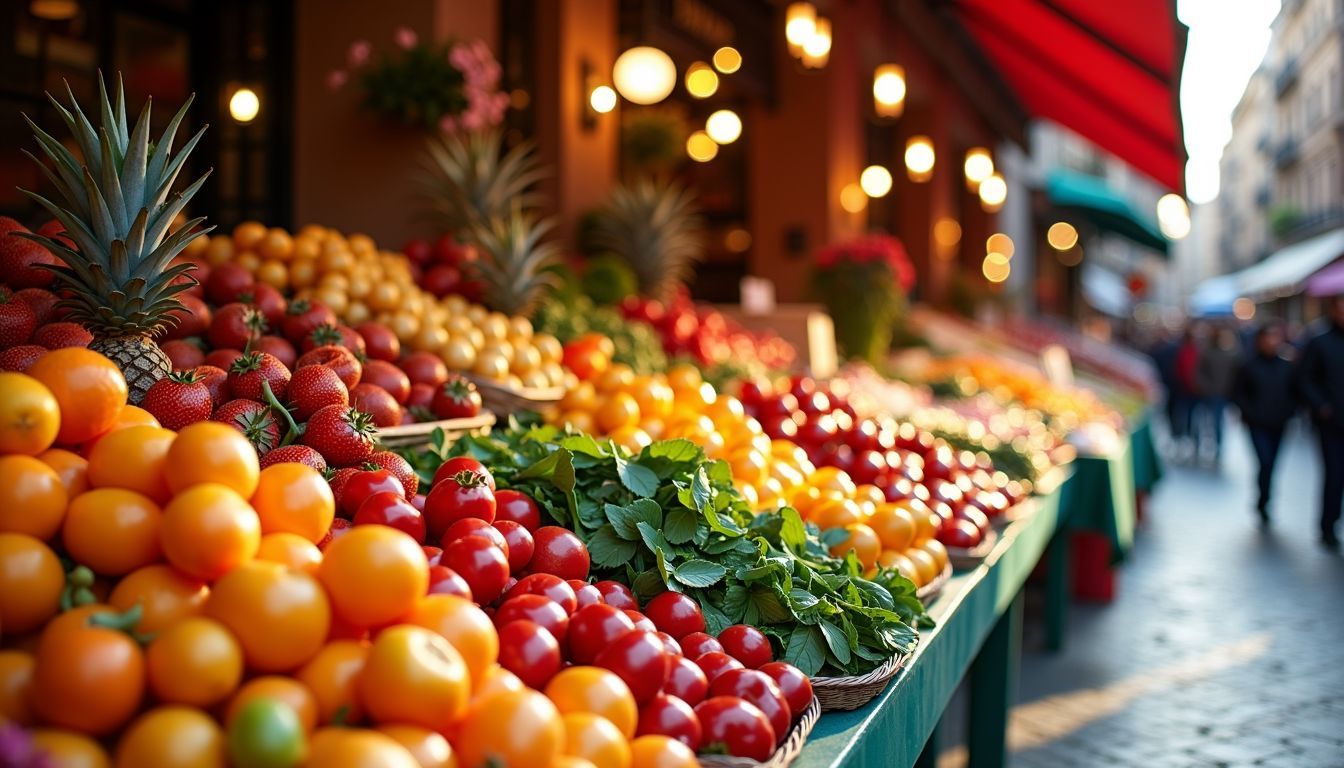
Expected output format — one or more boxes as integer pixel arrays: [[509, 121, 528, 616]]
[[1232, 323, 1294, 524], [1297, 295, 1344, 549], [1150, 330, 1183, 446], [1195, 326, 1241, 463], [1173, 327, 1202, 458]]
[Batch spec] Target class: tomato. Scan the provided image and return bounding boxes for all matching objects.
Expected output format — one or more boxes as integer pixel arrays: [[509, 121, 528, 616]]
[[114, 706, 224, 768], [430, 456, 494, 490], [495, 594, 569, 642], [472, 664, 526, 701], [0, 533, 63, 634], [318, 526, 428, 627], [594, 630, 669, 706], [759, 661, 813, 719], [61, 488, 161, 576], [85, 424, 174, 503], [354, 492, 426, 542], [694, 652, 744, 682], [654, 631, 682, 658], [422, 469, 495, 540], [339, 469, 404, 518], [593, 581, 638, 611], [628, 735, 697, 768], [677, 632, 722, 659], [401, 595, 494, 689], [227, 676, 319, 733], [441, 535, 510, 605], [376, 725, 454, 768], [544, 667, 638, 739], [636, 693, 702, 748], [626, 610, 657, 633], [569, 579, 604, 610], [0, 372, 60, 455], [493, 489, 541, 531], [643, 592, 705, 640], [492, 519, 534, 571], [568, 604, 636, 665], [39, 447, 90, 497], [664, 656, 709, 706], [718, 624, 773, 669], [496, 619, 562, 690], [421, 545, 443, 564], [227, 696, 307, 768], [708, 668, 791, 744], [108, 564, 208, 634], [256, 532, 323, 575], [27, 348, 126, 446], [427, 564, 472, 599], [295, 641, 368, 725], [31, 607, 145, 735], [694, 696, 776, 760], [206, 561, 331, 672], [530, 527, 590, 581], [251, 463, 335, 544], [28, 729, 111, 768], [562, 712, 632, 768], [507, 573, 578, 614], [164, 421, 261, 497], [160, 483, 261, 581], [455, 690, 564, 768], [0, 455, 67, 540], [307, 728, 420, 768], [440, 517, 508, 552], [0, 650, 35, 725], [146, 617, 243, 707], [357, 625, 469, 732]]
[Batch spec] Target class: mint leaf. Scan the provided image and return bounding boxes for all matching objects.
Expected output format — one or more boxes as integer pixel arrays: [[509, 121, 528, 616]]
[[588, 525, 637, 567], [636, 521, 672, 556], [673, 559, 727, 588], [655, 546, 675, 588], [819, 620, 852, 665], [701, 600, 732, 635], [783, 624, 826, 676], [637, 439, 703, 476], [745, 586, 792, 625], [632, 569, 667, 599], [664, 508, 698, 544], [615, 455, 659, 497], [779, 507, 807, 551], [690, 467, 713, 513], [706, 458, 733, 486], [558, 433, 609, 459], [788, 588, 821, 612], [605, 499, 661, 540], [722, 583, 749, 621]]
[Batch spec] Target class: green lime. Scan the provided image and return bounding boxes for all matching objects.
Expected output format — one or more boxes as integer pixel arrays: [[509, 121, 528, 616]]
[[227, 696, 307, 768]]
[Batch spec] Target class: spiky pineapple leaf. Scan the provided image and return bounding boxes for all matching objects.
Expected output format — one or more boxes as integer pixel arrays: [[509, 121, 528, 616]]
[[420, 128, 547, 233], [591, 179, 704, 300], [469, 207, 562, 317]]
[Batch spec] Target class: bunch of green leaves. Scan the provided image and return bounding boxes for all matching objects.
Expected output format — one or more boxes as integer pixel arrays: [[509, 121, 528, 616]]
[[426, 422, 926, 676], [359, 42, 468, 131], [531, 296, 667, 374]]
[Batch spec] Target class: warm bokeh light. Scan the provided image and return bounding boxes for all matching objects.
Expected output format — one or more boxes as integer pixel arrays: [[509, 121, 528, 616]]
[[713, 47, 743, 74], [228, 87, 260, 124], [1232, 297, 1256, 320], [785, 3, 817, 57], [1047, 221, 1079, 250], [1157, 193, 1191, 240], [802, 17, 831, 68], [685, 62, 719, 99], [725, 228, 752, 252], [705, 109, 743, 144], [873, 64, 906, 118], [905, 136, 935, 182], [612, 46, 677, 105], [986, 233, 1014, 258], [979, 173, 1007, 210], [964, 148, 994, 186], [686, 130, 719, 162], [588, 85, 617, 114], [1057, 243, 1083, 266], [934, 218, 962, 247], [29, 0, 78, 20], [859, 166, 893, 198], [840, 183, 868, 213], [982, 253, 1011, 283]]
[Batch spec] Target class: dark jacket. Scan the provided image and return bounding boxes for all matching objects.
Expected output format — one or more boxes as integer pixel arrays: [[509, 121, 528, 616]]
[[1233, 353, 1296, 429], [1296, 323, 1344, 429]]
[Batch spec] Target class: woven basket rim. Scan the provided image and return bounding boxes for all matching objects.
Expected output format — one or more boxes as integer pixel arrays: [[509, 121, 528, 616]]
[[811, 648, 908, 688], [947, 526, 999, 568], [697, 695, 820, 768], [916, 560, 953, 603], [375, 412, 496, 440]]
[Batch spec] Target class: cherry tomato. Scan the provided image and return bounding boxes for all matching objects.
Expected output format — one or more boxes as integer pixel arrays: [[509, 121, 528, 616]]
[[626, 610, 657, 633], [493, 519, 534, 571], [31, 606, 145, 735], [440, 517, 509, 553], [146, 617, 243, 707], [108, 564, 208, 634], [495, 594, 570, 642], [441, 535, 510, 605], [227, 696, 307, 768], [227, 676, 319, 733], [708, 668, 791, 744], [759, 662, 813, 719], [206, 561, 331, 672], [494, 489, 541, 531], [376, 725, 454, 768], [694, 696, 776, 761], [718, 624, 773, 669], [562, 712, 632, 768], [318, 526, 428, 627], [0, 533, 63, 635], [568, 604, 636, 665], [115, 706, 225, 766], [530, 527, 590, 581], [594, 581, 638, 611], [637, 693, 702, 748], [295, 641, 368, 725], [508, 573, 578, 614], [430, 456, 494, 490], [643, 592, 705, 640], [654, 631, 682, 657], [359, 625, 470, 732], [308, 728, 420, 767], [694, 651, 744, 682], [427, 564, 473, 600], [594, 630, 669, 705], [423, 470, 496, 540], [569, 579, 603, 609], [421, 545, 443, 564], [544, 667, 638, 739], [629, 734, 697, 768], [28, 730, 110, 768], [354, 491, 426, 542], [497, 619, 562, 690], [677, 632, 723, 660], [339, 469, 404, 518], [454, 689, 563, 768], [0, 650, 34, 726], [664, 656, 709, 705]]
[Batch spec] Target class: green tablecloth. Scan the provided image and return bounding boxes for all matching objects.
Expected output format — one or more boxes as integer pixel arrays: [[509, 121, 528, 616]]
[[1059, 435, 1136, 563], [1129, 415, 1164, 494]]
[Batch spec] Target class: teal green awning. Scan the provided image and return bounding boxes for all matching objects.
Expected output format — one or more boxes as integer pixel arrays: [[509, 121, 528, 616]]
[[1046, 170, 1169, 256]]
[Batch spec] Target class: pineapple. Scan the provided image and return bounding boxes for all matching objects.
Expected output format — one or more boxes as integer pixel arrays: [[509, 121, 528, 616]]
[[19, 74, 211, 403], [469, 207, 561, 317], [590, 179, 703, 300], [422, 128, 547, 233]]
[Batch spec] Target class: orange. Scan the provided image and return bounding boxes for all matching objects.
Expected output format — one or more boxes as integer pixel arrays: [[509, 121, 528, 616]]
[[906, 547, 940, 585], [561, 713, 630, 768], [912, 507, 940, 544], [594, 363, 635, 394], [609, 425, 652, 453], [29, 730, 110, 768], [307, 728, 419, 768], [923, 538, 950, 572], [39, 448, 89, 497], [109, 565, 208, 634], [297, 640, 369, 725], [86, 425, 174, 503], [114, 706, 223, 768], [629, 735, 697, 768], [809, 498, 864, 530], [105, 404, 160, 431], [810, 466, 857, 496], [455, 690, 564, 768], [0, 372, 60, 455], [164, 422, 260, 497], [357, 625, 469, 732], [0, 455, 68, 539], [27, 348, 127, 445], [318, 526, 427, 628], [206, 561, 330, 672], [376, 725, 455, 768], [233, 220, 267, 250], [0, 650, 35, 725], [472, 664, 525, 700], [256, 532, 323, 575], [561, 380, 598, 413], [869, 504, 916, 551], [855, 484, 886, 506], [674, 381, 716, 409], [145, 617, 243, 707], [226, 676, 319, 732], [829, 523, 882, 570], [259, 228, 294, 260], [632, 379, 674, 421], [664, 363, 702, 393], [594, 391, 640, 433], [160, 483, 261, 581], [250, 463, 335, 544], [883, 552, 920, 585], [62, 489, 162, 576], [405, 594, 498, 687], [544, 667, 638, 739]]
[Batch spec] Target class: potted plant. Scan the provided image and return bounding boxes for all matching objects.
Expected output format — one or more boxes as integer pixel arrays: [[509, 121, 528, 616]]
[[814, 234, 915, 364]]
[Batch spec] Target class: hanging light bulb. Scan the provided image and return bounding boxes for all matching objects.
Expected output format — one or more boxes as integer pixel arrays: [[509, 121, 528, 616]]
[[905, 136, 935, 182], [979, 173, 1007, 212], [785, 3, 817, 59], [685, 62, 719, 99], [713, 47, 743, 74], [705, 110, 743, 144], [1157, 193, 1191, 239], [589, 85, 617, 114], [964, 148, 993, 188], [229, 87, 261, 124], [686, 131, 719, 162], [1047, 222, 1079, 250], [612, 46, 676, 105], [859, 166, 893, 198], [802, 17, 831, 68], [873, 64, 906, 118]]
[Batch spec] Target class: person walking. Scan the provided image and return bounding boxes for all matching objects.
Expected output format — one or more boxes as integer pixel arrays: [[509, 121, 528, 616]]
[[1195, 326, 1242, 464], [1232, 324, 1295, 524], [1297, 295, 1344, 549], [1173, 328, 1202, 459]]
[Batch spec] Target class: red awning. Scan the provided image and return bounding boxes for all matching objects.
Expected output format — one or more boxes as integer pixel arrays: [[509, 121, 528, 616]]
[[953, 0, 1186, 192]]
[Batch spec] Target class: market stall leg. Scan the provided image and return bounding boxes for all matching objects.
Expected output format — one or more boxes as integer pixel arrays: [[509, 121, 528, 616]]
[[967, 590, 1024, 768]]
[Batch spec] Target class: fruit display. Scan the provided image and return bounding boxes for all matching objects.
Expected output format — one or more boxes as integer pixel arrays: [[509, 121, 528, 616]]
[[533, 295, 669, 374]]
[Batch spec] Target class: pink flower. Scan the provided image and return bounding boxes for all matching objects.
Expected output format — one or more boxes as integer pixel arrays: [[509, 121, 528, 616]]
[[326, 69, 348, 91], [347, 40, 371, 68], [394, 27, 417, 50], [439, 115, 457, 134]]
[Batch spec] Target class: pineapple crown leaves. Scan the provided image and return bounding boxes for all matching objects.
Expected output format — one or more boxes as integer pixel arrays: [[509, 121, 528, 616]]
[[420, 128, 549, 233], [591, 178, 704, 300], [468, 206, 563, 317]]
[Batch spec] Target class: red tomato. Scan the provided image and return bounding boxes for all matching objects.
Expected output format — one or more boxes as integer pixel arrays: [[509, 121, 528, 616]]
[[354, 492, 425, 542], [718, 625, 773, 669], [593, 581, 638, 611], [626, 610, 657, 633], [507, 574, 577, 614], [494, 594, 570, 642], [679, 633, 723, 659], [430, 457, 494, 490], [497, 620, 561, 690], [422, 546, 442, 565], [493, 489, 541, 531], [568, 580, 603, 610], [654, 631, 682, 657], [759, 662, 813, 719], [339, 470, 403, 518], [440, 518, 508, 554], [530, 527, 590, 581], [427, 565, 472, 601], [493, 520, 534, 571], [694, 696, 776, 761], [567, 604, 636, 665], [593, 630, 669, 705], [644, 592, 706, 640], [636, 693, 702, 748], [708, 669, 791, 744], [694, 652, 744, 682], [441, 535, 509, 605], [664, 656, 709, 705], [422, 470, 495, 540]]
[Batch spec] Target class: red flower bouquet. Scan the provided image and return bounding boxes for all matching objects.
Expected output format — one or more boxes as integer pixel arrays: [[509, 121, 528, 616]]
[[814, 234, 915, 364]]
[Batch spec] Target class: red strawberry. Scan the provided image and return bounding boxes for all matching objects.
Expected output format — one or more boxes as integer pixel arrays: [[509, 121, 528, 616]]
[[191, 364, 231, 407], [282, 299, 336, 345], [162, 339, 206, 370], [163, 293, 211, 340], [237, 282, 287, 328], [32, 321, 91, 349], [0, 288, 37, 347], [209, 303, 267, 350], [407, 382, 434, 409], [143, 370, 214, 431], [301, 323, 366, 356], [431, 375, 482, 419], [354, 322, 401, 362], [204, 262, 255, 306], [327, 466, 363, 515], [364, 450, 419, 498], [301, 405, 377, 466], [255, 335, 297, 369], [260, 444, 328, 473], [0, 344, 46, 372], [361, 359, 411, 404], [228, 351, 292, 402], [13, 288, 58, 325], [400, 351, 448, 387], [295, 344, 361, 389], [319, 517, 354, 549], [0, 220, 58, 288], [213, 399, 282, 455], [350, 383, 402, 428], [203, 348, 244, 371], [287, 363, 349, 421]]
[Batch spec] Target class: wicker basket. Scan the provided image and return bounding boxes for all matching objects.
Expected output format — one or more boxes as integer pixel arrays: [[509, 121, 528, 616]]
[[810, 651, 909, 711], [467, 376, 564, 416], [698, 695, 820, 768], [915, 561, 952, 604], [375, 412, 496, 449], [947, 527, 998, 571]]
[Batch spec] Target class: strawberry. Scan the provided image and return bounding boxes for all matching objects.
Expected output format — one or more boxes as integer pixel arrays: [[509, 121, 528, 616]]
[[431, 374, 482, 419], [13, 288, 58, 325], [0, 219, 58, 288], [302, 405, 377, 466], [32, 321, 91, 349], [260, 444, 328, 473], [295, 344, 361, 389], [237, 282, 287, 328], [255, 335, 297, 369], [143, 370, 214, 431], [213, 399, 282, 455], [300, 323, 366, 356], [407, 382, 435, 409], [282, 299, 336, 344], [162, 339, 206, 370], [163, 293, 212, 340], [364, 450, 419, 498], [288, 364, 349, 421], [360, 359, 411, 404], [203, 348, 244, 371], [354, 322, 401, 362], [209, 303, 266, 350], [350, 383, 402, 428], [228, 351, 292, 401], [319, 516, 354, 549], [204, 262, 255, 306], [0, 344, 46, 372], [191, 364, 231, 407], [0, 288, 37, 347], [326, 466, 364, 514]]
